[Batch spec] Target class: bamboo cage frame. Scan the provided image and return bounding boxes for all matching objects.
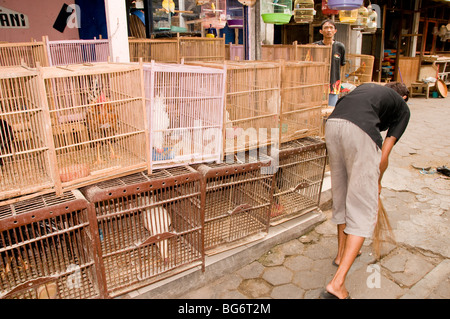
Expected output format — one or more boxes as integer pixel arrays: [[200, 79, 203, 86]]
[[39, 62, 150, 193], [0, 38, 49, 68], [129, 35, 225, 63], [280, 60, 329, 143], [143, 61, 226, 171], [195, 152, 274, 255], [341, 53, 374, 85], [270, 137, 327, 226], [0, 190, 103, 299], [187, 60, 282, 156], [261, 42, 332, 64], [44, 36, 110, 66], [0, 66, 56, 201], [81, 166, 204, 298]]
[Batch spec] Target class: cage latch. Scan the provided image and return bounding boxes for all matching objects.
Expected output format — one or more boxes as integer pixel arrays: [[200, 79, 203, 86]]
[[290, 182, 310, 192], [228, 204, 253, 215]]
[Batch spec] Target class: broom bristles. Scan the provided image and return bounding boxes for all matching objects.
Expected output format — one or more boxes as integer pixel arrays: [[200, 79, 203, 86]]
[[372, 197, 395, 259]]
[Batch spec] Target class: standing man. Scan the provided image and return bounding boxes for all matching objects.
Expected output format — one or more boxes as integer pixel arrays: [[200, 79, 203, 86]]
[[314, 19, 346, 106], [322, 82, 410, 299]]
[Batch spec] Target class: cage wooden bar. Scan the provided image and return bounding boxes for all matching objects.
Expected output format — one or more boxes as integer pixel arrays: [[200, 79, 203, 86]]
[[280, 61, 329, 143], [0, 190, 103, 299], [196, 152, 274, 255], [188, 60, 282, 155], [0, 67, 57, 200], [342, 53, 374, 85], [270, 137, 327, 225], [40, 62, 149, 191], [0, 40, 49, 67], [45, 37, 110, 66], [81, 166, 203, 297], [128, 38, 179, 63], [143, 62, 226, 171], [178, 37, 226, 63]]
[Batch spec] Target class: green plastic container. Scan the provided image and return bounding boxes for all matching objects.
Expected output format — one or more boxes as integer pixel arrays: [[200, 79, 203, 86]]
[[261, 13, 292, 25]]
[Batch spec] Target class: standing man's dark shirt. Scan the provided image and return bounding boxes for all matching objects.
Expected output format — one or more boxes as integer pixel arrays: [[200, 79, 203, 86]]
[[314, 39, 346, 95]]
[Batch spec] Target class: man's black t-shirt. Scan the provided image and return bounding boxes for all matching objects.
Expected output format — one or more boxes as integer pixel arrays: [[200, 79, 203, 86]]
[[328, 83, 411, 149]]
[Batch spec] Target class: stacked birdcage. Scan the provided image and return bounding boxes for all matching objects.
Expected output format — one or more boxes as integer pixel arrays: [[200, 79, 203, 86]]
[[178, 37, 226, 62], [261, 43, 296, 61], [143, 61, 226, 172], [81, 166, 203, 297], [45, 37, 110, 66], [270, 137, 327, 225], [128, 39, 179, 63], [261, 42, 332, 64], [0, 40, 48, 67], [280, 60, 329, 143], [0, 67, 56, 200], [41, 62, 149, 191], [0, 190, 102, 299], [196, 152, 274, 254], [342, 53, 374, 85]]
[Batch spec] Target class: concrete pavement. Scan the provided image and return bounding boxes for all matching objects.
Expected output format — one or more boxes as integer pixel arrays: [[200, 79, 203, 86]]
[[123, 94, 449, 300]]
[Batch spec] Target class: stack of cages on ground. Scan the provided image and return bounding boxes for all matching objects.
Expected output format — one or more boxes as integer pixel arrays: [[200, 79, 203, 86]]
[[41, 62, 149, 191], [143, 62, 226, 172], [187, 60, 281, 156], [0, 67, 56, 200], [280, 60, 329, 143], [81, 166, 203, 297], [0, 190, 102, 299], [45, 37, 110, 66], [269, 137, 327, 225], [195, 150, 274, 255]]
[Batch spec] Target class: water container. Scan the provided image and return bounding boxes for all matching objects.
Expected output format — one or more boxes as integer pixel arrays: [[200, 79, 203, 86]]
[[327, 0, 363, 10]]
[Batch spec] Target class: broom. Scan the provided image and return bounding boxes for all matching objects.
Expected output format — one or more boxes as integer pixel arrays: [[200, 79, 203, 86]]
[[372, 196, 395, 259]]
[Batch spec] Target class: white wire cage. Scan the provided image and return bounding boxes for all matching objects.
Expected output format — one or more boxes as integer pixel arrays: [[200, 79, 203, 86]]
[[143, 61, 226, 171]]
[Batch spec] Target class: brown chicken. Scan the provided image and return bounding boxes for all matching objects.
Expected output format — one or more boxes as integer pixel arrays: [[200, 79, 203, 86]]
[[347, 62, 366, 77], [86, 92, 119, 164]]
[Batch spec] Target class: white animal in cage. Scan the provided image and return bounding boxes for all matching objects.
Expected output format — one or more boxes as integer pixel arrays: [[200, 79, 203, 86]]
[[142, 197, 172, 264], [152, 95, 170, 154]]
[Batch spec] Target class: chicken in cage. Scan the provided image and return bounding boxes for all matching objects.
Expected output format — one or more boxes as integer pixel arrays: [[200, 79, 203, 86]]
[[143, 62, 226, 172]]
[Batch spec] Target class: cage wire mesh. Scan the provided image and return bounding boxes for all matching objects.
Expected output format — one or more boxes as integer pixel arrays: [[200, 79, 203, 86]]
[[280, 61, 329, 143], [0, 190, 101, 299], [196, 151, 274, 254], [81, 166, 203, 297], [0, 67, 55, 200], [143, 62, 226, 171], [42, 62, 148, 190], [46, 38, 110, 66], [270, 137, 327, 225]]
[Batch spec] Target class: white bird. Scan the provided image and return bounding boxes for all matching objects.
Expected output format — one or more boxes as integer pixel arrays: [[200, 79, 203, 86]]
[[142, 197, 172, 264], [152, 95, 170, 155]]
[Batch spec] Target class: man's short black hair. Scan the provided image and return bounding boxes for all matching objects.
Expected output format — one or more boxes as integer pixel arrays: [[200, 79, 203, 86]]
[[321, 19, 336, 29], [385, 82, 410, 102]]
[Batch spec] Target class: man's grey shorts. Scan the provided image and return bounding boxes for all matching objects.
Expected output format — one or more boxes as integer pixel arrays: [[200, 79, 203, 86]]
[[325, 118, 381, 238]]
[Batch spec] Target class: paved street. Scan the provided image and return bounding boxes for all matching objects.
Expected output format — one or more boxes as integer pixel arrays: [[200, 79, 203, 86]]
[[126, 94, 449, 300]]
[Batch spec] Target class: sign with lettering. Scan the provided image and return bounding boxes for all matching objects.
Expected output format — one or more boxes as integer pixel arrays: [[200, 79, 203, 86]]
[[0, 6, 29, 28]]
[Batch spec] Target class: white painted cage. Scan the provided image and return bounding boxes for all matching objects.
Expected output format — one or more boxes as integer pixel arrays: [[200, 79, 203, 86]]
[[143, 62, 226, 171]]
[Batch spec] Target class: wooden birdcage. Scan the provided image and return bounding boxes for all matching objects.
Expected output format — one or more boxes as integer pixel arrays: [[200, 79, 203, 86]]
[[0, 190, 103, 299], [342, 53, 374, 85], [0, 67, 56, 201], [188, 60, 281, 155], [280, 60, 329, 143], [143, 61, 226, 171], [45, 36, 110, 66], [270, 137, 327, 225], [81, 166, 203, 297], [225, 43, 244, 61], [261, 42, 332, 65], [128, 38, 179, 63], [196, 152, 274, 255], [41, 62, 149, 191], [0, 39, 49, 67], [201, 0, 227, 29], [178, 36, 225, 62]]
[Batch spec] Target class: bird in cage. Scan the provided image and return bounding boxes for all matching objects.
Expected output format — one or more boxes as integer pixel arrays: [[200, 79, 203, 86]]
[[346, 62, 367, 78], [86, 81, 120, 165], [152, 95, 170, 155], [162, 0, 175, 13], [0, 119, 14, 167]]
